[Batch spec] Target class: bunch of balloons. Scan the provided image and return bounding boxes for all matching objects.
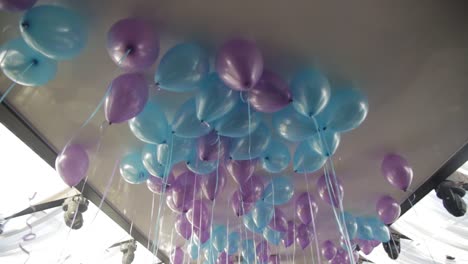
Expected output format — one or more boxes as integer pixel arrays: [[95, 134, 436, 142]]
[[0, 4, 87, 102]]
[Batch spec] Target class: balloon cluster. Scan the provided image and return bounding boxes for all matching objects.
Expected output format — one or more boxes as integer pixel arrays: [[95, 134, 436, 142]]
[[0, 4, 87, 89]]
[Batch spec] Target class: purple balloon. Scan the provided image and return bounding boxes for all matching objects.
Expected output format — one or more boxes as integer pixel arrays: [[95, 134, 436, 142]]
[[376, 195, 401, 224], [296, 223, 312, 249], [146, 173, 175, 194], [217, 252, 234, 264], [0, 0, 36, 11], [256, 240, 270, 263], [166, 191, 183, 213], [194, 226, 210, 244], [224, 158, 257, 185], [215, 38, 263, 91], [268, 208, 288, 232], [198, 131, 229, 161], [187, 199, 211, 231], [282, 221, 296, 248], [321, 240, 337, 260], [55, 144, 89, 187], [171, 247, 184, 264], [230, 190, 254, 216], [201, 166, 227, 201], [107, 18, 159, 71], [296, 192, 318, 225], [104, 73, 149, 124], [248, 70, 291, 113], [172, 171, 200, 213], [357, 239, 375, 255], [381, 153, 413, 191], [317, 174, 344, 208], [269, 255, 281, 264], [175, 213, 192, 240], [239, 174, 264, 203]]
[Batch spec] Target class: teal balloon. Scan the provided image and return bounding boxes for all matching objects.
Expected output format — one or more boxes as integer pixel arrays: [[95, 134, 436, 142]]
[[356, 217, 374, 241], [155, 43, 209, 92], [243, 211, 265, 234], [20, 5, 87, 60], [242, 239, 255, 264], [368, 217, 390, 242], [0, 38, 57, 86], [272, 105, 318, 142], [316, 88, 369, 132], [188, 237, 200, 260], [261, 140, 290, 173], [251, 200, 274, 229], [343, 212, 358, 239], [186, 151, 217, 175], [291, 68, 331, 118], [156, 136, 193, 166], [263, 226, 282, 245], [227, 232, 240, 255], [172, 98, 211, 138], [214, 102, 261, 138], [229, 122, 271, 160], [307, 130, 340, 157], [141, 144, 171, 178], [129, 100, 169, 144], [119, 152, 150, 184], [196, 73, 239, 122], [293, 141, 327, 173], [211, 225, 228, 252], [262, 177, 294, 205]]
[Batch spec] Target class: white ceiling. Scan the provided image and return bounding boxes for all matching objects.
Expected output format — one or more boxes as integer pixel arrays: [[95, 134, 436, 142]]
[[1, 0, 468, 263]]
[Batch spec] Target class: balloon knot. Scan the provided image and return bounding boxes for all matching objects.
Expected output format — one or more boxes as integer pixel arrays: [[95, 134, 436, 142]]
[[155, 82, 160, 86], [243, 81, 251, 88], [323, 126, 327, 131], [21, 21, 30, 29], [125, 46, 134, 54], [31, 59, 38, 66], [162, 140, 167, 144], [264, 157, 269, 161], [288, 98, 293, 103], [108, 122, 112, 126], [171, 130, 175, 134], [294, 169, 298, 173]]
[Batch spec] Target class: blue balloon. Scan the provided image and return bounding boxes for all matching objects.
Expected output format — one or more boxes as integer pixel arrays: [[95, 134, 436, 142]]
[[186, 151, 217, 175], [272, 105, 318, 142], [343, 212, 358, 239], [263, 226, 282, 245], [291, 68, 331, 118], [307, 130, 340, 157], [316, 88, 369, 132], [243, 212, 265, 234], [242, 239, 255, 264], [0, 38, 57, 86], [293, 141, 327, 173], [188, 237, 200, 260], [368, 217, 390, 242], [129, 100, 169, 144], [227, 232, 241, 255], [262, 177, 294, 205], [196, 73, 239, 123], [20, 5, 87, 60], [141, 144, 171, 178], [156, 136, 193, 166], [172, 98, 212, 138], [261, 140, 291, 173], [214, 101, 261, 138], [119, 152, 150, 184], [211, 225, 228, 252], [251, 200, 274, 229], [229, 122, 271, 160], [155, 43, 209, 92], [356, 217, 374, 241]]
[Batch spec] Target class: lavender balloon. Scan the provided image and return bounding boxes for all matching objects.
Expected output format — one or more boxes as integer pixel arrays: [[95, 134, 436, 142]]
[[296, 223, 312, 249], [107, 18, 159, 71], [256, 240, 270, 263], [197, 131, 228, 161], [321, 240, 337, 260], [0, 0, 36, 11], [217, 252, 234, 264], [268, 208, 288, 232], [171, 247, 184, 264], [146, 173, 175, 194], [239, 174, 264, 203], [296, 192, 318, 225], [248, 70, 291, 113], [317, 174, 344, 208], [175, 213, 192, 240], [230, 190, 254, 216], [376, 195, 401, 224], [201, 166, 227, 201], [187, 199, 211, 231], [224, 158, 257, 185], [282, 220, 296, 248], [194, 226, 210, 244], [269, 255, 281, 264], [55, 144, 89, 187], [171, 171, 199, 213], [215, 38, 263, 91], [381, 153, 413, 191], [105, 73, 149, 124]]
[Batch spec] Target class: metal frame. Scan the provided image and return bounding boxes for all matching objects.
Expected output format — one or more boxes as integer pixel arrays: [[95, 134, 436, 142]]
[[0, 102, 170, 264]]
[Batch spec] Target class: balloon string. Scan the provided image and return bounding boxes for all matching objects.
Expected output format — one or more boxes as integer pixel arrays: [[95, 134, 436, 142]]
[[292, 206, 297, 264], [302, 171, 320, 264], [247, 99, 252, 159], [147, 193, 156, 249], [0, 61, 35, 104], [209, 134, 221, 250], [19, 192, 37, 264], [90, 158, 119, 224], [407, 194, 436, 263]]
